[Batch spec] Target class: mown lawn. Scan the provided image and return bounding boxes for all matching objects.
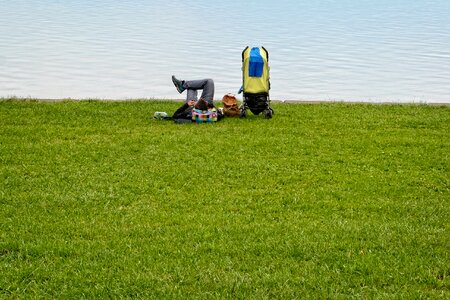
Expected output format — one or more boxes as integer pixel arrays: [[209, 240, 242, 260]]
[[1, 99, 449, 299]]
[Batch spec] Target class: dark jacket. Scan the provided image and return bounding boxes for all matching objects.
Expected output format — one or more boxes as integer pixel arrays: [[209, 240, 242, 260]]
[[172, 103, 193, 120]]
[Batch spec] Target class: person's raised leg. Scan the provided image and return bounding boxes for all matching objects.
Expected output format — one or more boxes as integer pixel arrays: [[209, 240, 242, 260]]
[[186, 89, 198, 102], [183, 78, 214, 103], [172, 77, 214, 103], [198, 79, 214, 103]]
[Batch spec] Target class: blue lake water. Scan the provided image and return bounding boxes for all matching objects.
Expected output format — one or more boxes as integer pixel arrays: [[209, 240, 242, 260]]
[[1, 0, 450, 103]]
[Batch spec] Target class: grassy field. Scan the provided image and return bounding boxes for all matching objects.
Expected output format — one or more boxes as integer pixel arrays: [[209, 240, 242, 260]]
[[0, 99, 449, 299]]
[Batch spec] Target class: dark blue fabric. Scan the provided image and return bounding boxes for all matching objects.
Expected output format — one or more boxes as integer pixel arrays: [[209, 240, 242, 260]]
[[249, 47, 264, 77]]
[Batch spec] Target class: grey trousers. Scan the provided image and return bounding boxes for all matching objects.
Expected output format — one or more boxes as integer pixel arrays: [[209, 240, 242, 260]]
[[183, 78, 215, 103]]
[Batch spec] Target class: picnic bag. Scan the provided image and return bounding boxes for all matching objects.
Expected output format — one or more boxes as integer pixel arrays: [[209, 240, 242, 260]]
[[222, 94, 240, 117]]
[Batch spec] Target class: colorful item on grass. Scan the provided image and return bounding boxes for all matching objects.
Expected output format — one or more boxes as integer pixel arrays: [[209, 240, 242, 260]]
[[192, 108, 218, 123]]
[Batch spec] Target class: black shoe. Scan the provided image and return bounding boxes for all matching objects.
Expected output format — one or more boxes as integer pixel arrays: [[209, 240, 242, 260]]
[[172, 75, 185, 93]]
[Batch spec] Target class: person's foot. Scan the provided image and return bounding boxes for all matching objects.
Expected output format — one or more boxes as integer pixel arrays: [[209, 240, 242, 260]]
[[172, 75, 185, 93]]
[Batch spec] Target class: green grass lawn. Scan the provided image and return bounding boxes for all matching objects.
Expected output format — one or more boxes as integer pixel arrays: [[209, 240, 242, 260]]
[[1, 99, 449, 299]]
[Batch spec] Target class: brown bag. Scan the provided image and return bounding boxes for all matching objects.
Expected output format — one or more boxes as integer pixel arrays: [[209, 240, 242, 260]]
[[222, 94, 240, 117]]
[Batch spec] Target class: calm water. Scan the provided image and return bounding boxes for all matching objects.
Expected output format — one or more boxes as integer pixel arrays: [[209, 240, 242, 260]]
[[1, 0, 450, 103]]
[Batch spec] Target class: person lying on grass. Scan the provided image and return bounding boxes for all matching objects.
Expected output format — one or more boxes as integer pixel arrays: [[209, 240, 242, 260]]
[[171, 75, 222, 123], [172, 98, 222, 123]]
